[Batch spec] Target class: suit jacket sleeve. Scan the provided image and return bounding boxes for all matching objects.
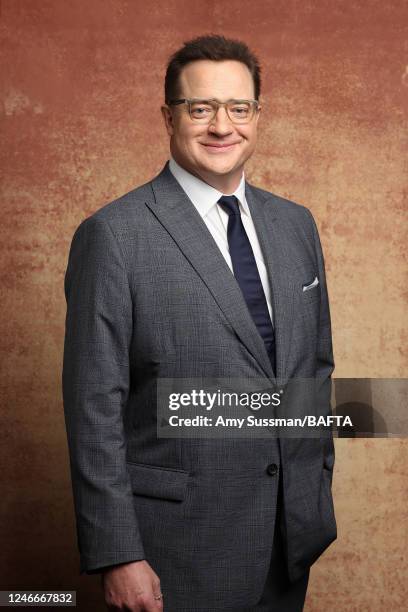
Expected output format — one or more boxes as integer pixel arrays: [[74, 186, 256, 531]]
[[305, 208, 336, 475], [62, 214, 145, 574]]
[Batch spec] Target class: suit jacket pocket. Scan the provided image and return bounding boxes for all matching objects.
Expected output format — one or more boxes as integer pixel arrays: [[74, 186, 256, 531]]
[[301, 279, 321, 304], [126, 461, 189, 502], [293, 266, 321, 304]]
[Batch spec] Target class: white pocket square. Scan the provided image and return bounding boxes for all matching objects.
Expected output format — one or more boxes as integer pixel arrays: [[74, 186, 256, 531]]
[[302, 276, 319, 292]]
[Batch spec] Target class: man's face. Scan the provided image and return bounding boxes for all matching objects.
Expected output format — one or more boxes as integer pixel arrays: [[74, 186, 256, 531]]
[[162, 60, 261, 186]]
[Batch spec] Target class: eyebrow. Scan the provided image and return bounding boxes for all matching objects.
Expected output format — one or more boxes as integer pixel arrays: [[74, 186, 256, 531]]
[[185, 97, 254, 102]]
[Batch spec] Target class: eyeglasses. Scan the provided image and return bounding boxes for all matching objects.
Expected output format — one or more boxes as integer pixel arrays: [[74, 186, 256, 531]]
[[168, 98, 260, 124]]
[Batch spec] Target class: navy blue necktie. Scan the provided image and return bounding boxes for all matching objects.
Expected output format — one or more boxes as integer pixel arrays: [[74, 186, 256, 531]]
[[218, 195, 276, 374]]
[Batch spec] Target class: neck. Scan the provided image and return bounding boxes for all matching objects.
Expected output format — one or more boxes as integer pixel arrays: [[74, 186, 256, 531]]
[[194, 169, 242, 194]]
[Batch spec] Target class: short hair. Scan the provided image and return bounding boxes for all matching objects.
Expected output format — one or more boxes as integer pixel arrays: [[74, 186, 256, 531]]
[[164, 34, 261, 104]]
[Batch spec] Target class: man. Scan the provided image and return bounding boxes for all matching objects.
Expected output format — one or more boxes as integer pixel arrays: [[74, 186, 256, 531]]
[[63, 35, 337, 612]]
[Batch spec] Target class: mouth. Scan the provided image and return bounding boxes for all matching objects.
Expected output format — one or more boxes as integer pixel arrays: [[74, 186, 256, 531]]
[[200, 142, 241, 152]]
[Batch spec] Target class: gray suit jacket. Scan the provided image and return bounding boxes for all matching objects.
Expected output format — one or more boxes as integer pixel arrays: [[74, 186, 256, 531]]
[[62, 162, 336, 611]]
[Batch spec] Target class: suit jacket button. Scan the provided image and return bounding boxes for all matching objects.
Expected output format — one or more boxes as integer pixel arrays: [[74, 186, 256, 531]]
[[266, 463, 278, 476]]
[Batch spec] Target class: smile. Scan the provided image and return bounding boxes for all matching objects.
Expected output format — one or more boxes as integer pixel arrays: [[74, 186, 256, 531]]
[[200, 142, 240, 152]]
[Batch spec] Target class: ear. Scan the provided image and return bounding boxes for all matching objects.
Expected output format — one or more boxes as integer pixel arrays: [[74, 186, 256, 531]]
[[255, 103, 262, 125], [161, 105, 174, 136]]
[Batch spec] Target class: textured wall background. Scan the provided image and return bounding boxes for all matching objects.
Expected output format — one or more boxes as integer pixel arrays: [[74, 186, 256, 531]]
[[1, 1, 407, 609]]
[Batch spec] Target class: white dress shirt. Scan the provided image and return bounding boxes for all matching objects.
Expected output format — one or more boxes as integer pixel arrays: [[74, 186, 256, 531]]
[[168, 157, 274, 324]]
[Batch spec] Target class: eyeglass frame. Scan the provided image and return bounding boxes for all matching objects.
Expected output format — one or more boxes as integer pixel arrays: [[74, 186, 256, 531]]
[[167, 97, 261, 124]]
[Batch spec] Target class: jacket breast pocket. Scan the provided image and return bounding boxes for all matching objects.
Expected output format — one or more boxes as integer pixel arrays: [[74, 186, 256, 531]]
[[301, 273, 321, 304], [126, 461, 189, 502]]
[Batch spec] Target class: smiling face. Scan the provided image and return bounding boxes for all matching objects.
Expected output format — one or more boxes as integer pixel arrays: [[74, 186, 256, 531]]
[[161, 59, 261, 193]]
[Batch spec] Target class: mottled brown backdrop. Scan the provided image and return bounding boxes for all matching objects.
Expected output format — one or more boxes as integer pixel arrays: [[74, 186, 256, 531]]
[[1, 1, 407, 610]]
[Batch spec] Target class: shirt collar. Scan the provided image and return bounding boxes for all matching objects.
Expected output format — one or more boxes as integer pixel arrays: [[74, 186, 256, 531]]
[[169, 156, 249, 218]]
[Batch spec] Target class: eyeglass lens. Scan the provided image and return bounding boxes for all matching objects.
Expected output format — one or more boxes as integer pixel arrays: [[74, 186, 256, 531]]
[[189, 100, 255, 123]]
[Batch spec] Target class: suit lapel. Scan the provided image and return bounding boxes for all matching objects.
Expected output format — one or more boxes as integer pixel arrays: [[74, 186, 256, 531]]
[[245, 183, 295, 384], [147, 163, 275, 381]]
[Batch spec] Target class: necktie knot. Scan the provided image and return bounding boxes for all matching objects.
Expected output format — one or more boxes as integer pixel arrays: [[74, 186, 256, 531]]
[[217, 195, 240, 216]]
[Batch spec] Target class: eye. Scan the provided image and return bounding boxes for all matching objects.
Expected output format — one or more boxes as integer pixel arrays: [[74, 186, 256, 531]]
[[229, 104, 250, 117], [190, 103, 213, 118]]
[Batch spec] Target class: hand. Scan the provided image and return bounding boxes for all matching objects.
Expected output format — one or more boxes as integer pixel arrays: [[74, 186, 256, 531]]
[[102, 560, 164, 611]]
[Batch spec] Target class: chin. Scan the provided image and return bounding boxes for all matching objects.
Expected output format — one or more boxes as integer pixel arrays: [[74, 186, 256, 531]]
[[200, 158, 240, 176]]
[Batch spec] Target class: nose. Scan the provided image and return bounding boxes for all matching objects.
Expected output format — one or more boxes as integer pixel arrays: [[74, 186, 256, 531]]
[[208, 106, 234, 137]]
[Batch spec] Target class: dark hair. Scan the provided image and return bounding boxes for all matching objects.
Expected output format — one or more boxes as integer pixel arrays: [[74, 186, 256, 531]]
[[165, 34, 261, 104]]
